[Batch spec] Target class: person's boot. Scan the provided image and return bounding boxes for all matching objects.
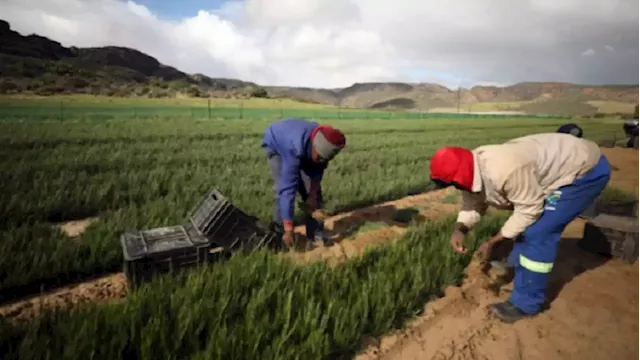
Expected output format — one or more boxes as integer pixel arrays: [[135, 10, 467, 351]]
[[489, 301, 532, 324]]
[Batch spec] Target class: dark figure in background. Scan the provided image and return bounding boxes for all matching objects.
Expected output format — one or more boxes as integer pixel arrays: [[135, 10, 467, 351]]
[[556, 123, 583, 138]]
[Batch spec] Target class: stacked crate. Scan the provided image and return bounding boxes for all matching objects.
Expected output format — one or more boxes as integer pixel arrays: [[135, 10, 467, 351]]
[[579, 213, 639, 264], [120, 188, 280, 286], [187, 189, 280, 252]]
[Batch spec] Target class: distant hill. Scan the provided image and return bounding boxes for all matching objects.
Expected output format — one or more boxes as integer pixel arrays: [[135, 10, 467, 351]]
[[268, 82, 639, 115], [0, 19, 262, 98], [0, 19, 638, 116]]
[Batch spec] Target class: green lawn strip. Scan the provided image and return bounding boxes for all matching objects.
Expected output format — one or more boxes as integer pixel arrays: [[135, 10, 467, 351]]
[[0, 213, 508, 360], [599, 186, 637, 203]]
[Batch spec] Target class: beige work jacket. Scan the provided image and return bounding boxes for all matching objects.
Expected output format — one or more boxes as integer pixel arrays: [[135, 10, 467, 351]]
[[457, 133, 602, 238]]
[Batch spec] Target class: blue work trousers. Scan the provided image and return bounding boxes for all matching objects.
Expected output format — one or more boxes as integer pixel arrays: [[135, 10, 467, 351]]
[[266, 153, 325, 239], [507, 155, 611, 314]]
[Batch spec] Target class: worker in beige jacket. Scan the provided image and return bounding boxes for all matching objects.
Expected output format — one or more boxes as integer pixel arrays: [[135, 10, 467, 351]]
[[429, 133, 611, 323]]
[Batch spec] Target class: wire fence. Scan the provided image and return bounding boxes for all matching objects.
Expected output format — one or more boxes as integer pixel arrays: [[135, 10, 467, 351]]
[[0, 99, 574, 121]]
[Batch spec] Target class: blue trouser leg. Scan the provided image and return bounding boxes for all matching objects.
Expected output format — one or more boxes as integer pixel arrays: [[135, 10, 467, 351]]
[[507, 238, 523, 266], [266, 153, 325, 239], [266, 153, 284, 227], [509, 155, 611, 314]]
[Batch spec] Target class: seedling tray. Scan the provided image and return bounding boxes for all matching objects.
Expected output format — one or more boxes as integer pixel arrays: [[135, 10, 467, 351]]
[[579, 199, 638, 219], [188, 188, 281, 252], [579, 214, 639, 264], [121, 224, 211, 286]]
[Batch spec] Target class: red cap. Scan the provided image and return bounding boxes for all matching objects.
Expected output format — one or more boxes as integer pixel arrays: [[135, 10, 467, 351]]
[[429, 147, 474, 191], [312, 125, 346, 147], [311, 125, 346, 160]]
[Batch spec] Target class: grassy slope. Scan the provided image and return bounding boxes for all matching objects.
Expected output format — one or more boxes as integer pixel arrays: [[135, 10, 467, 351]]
[[0, 213, 507, 360], [431, 100, 634, 116], [0, 94, 334, 109]]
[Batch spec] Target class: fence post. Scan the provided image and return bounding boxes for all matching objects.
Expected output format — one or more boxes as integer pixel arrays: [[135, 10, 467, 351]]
[[240, 100, 244, 120], [208, 99, 211, 120]]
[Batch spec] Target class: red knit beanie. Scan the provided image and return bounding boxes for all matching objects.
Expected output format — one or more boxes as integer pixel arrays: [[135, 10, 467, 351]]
[[429, 147, 474, 191], [311, 125, 346, 160]]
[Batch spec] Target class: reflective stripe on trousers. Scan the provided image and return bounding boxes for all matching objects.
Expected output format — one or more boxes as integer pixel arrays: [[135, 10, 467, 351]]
[[519, 254, 553, 274]]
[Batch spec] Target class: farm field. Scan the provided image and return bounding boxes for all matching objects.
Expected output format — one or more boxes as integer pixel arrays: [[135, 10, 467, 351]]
[[0, 98, 637, 359], [429, 99, 638, 117], [0, 95, 576, 121]]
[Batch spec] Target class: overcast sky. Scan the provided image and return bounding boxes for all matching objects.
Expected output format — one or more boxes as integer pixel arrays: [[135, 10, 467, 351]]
[[1, 0, 638, 88]]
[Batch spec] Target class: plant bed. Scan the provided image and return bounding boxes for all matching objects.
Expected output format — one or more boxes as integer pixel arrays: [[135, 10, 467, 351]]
[[0, 213, 508, 360]]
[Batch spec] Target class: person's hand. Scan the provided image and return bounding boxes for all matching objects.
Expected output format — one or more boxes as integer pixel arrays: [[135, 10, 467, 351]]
[[282, 231, 295, 248], [475, 241, 493, 262], [450, 230, 467, 254], [474, 233, 504, 261]]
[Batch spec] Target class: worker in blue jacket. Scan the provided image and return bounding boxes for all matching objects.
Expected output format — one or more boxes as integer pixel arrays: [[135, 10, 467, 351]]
[[262, 118, 346, 248]]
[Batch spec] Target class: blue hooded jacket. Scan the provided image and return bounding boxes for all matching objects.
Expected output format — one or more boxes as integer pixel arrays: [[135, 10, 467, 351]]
[[262, 118, 327, 221]]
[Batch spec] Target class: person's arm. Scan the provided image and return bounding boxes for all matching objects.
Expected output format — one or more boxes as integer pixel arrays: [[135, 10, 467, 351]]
[[306, 163, 327, 203], [456, 191, 488, 232], [499, 164, 545, 239], [278, 154, 301, 232]]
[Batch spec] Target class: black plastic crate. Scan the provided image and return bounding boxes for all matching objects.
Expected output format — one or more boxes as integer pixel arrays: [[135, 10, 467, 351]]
[[121, 224, 212, 286], [578, 214, 639, 264], [188, 188, 282, 252], [189, 189, 230, 237], [579, 198, 638, 220]]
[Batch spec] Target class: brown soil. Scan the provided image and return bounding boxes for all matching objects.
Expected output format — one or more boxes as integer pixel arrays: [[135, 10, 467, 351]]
[[1, 147, 637, 360], [0, 274, 127, 325], [600, 147, 639, 196], [56, 217, 98, 238]]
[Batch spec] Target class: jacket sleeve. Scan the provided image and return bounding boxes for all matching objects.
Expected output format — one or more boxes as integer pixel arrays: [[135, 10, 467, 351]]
[[456, 191, 488, 229], [278, 154, 301, 221], [500, 164, 545, 239]]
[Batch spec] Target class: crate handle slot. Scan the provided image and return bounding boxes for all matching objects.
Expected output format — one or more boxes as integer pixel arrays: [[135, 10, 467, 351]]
[[139, 230, 150, 254]]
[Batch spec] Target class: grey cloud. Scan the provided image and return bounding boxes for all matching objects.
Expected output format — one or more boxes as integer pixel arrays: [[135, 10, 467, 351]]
[[0, 0, 636, 87], [357, 0, 638, 85]]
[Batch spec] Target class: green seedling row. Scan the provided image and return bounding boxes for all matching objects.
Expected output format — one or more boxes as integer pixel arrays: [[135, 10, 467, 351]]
[[0, 113, 624, 299], [0, 213, 508, 360]]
